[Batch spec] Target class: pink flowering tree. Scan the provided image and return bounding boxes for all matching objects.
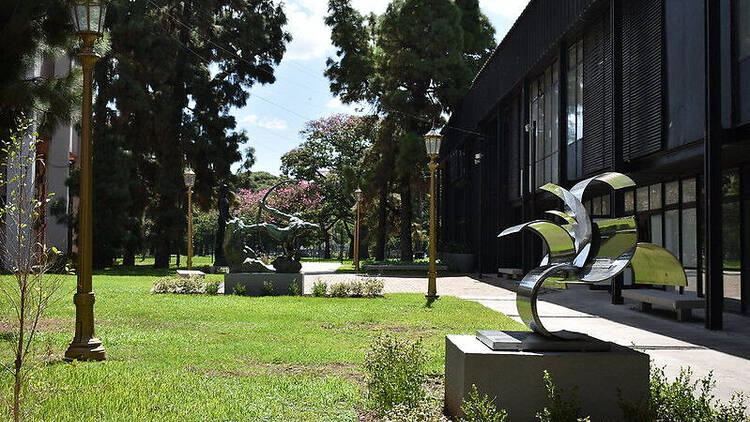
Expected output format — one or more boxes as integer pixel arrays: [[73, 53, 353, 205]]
[[235, 180, 323, 225]]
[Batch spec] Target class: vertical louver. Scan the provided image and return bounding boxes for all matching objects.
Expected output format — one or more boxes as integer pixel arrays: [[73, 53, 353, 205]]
[[622, 0, 664, 160], [583, 18, 612, 175]]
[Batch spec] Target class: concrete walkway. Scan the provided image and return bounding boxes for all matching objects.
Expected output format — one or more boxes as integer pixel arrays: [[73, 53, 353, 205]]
[[304, 266, 750, 401]]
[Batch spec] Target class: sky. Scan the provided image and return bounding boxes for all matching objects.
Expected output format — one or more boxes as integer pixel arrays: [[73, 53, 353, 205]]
[[232, 0, 531, 174]]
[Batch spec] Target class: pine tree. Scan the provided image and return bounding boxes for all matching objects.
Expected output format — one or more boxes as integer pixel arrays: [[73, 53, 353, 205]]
[[325, 0, 495, 261], [94, 0, 290, 267]]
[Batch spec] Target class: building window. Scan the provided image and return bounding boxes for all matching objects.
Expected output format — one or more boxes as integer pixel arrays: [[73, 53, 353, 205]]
[[740, 0, 750, 61], [529, 61, 560, 188], [566, 40, 584, 179], [723, 169, 742, 301]]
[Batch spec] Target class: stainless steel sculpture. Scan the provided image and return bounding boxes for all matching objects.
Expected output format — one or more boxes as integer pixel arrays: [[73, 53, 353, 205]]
[[499, 172, 687, 339]]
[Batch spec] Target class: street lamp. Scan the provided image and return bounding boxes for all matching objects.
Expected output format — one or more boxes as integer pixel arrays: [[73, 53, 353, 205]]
[[424, 128, 442, 300], [353, 188, 363, 271], [184, 168, 196, 270], [65, 0, 107, 361]]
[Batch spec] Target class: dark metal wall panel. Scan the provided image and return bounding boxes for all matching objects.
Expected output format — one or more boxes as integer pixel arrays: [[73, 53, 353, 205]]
[[507, 98, 521, 200], [622, 0, 664, 161], [664, 0, 705, 149], [582, 17, 612, 175]]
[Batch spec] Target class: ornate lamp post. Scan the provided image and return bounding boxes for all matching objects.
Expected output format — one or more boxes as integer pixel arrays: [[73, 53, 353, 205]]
[[65, 0, 107, 361], [184, 168, 196, 270], [353, 188, 363, 271], [424, 128, 442, 300]]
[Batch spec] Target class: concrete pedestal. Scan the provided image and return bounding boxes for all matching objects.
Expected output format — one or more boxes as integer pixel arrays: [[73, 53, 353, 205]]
[[224, 272, 303, 296], [445, 334, 649, 422]]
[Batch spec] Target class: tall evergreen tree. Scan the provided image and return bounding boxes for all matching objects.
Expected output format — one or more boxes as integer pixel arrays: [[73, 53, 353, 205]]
[[94, 0, 290, 267], [0, 0, 79, 135], [325, 0, 495, 261]]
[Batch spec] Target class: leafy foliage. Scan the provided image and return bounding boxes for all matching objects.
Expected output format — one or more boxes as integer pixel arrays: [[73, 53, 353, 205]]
[[536, 371, 590, 422], [365, 333, 428, 415], [312, 280, 328, 297], [461, 385, 508, 422], [150, 276, 209, 295], [620, 367, 748, 422]]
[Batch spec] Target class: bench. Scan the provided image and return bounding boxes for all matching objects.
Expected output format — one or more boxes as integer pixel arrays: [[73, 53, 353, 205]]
[[622, 289, 705, 322], [498, 267, 524, 280]]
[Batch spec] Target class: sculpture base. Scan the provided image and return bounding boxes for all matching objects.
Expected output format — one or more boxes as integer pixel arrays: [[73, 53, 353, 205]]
[[224, 272, 303, 296], [476, 330, 611, 352], [64, 337, 106, 361], [445, 334, 649, 421]]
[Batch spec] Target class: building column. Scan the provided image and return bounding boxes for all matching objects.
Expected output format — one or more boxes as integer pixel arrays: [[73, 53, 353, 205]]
[[704, 0, 723, 330]]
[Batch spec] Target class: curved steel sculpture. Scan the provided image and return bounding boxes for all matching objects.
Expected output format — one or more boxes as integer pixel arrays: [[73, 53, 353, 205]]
[[499, 172, 687, 339]]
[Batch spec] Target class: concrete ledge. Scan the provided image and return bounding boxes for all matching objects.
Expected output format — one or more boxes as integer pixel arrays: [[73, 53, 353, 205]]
[[445, 334, 649, 421], [176, 270, 205, 279], [223, 272, 303, 296]]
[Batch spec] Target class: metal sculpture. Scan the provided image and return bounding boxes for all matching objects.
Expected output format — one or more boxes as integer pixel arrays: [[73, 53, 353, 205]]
[[499, 172, 687, 339], [223, 181, 319, 273]]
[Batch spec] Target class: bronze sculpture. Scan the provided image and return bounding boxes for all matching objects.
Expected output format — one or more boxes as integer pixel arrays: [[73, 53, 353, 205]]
[[223, 181, 319, 273]]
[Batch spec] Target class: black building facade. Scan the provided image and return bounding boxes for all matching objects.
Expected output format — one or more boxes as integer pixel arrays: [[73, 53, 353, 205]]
[[440, 0, 750, 328]]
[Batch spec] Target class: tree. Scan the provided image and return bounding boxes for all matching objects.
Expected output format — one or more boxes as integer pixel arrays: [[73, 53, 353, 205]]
[[0, 0, 79, 136], [234, 170, 285, 191], [281, 114, 377, 258], [325, 0, 495, 261], [0, 119, 66, 422], [94, 0, 291, 267]]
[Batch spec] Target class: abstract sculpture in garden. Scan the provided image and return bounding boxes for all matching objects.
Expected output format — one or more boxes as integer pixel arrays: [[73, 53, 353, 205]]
[[498, 172, 687, 339], [223, 181, 319, 274]]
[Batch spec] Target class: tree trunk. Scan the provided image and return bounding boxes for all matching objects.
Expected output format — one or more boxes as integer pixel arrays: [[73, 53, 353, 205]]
[[360, 226, 370, 259], [154, 238, 171, 268], [399, 177, 413, 262], [375, 183, 388, 261], [323, 228, 331, 259], [122, 247, 135, 266]]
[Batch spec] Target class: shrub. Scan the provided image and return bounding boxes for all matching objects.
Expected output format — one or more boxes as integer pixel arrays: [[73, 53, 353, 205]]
[[365, 334, 428, 415], [151, 276, 206, 294], [349, 279, 364, 297], [204, 279, 221, 295], [461, 385, 508, 422], [312, 280, 328, 297], [288, 281, 301, 296], [232, 284, 247, 296], [385, 394, 447, 422], [329, 281, 350, 298], [536, 371, 590, 422], [363, 277, 385, 297], [620, 367, 748, 422], [262, 280, 275, 296]]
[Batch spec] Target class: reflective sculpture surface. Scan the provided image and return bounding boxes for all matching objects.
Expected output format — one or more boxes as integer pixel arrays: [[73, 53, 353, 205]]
[[498, 172, 687, 339]]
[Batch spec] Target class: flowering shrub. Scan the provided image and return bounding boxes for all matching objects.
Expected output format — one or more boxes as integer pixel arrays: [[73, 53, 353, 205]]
[[151, 276, 208, 294]]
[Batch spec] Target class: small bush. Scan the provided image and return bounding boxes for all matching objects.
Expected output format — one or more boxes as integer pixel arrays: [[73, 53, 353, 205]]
[[262, 280, 275, 296], [288, 281, 301, 296], [329, 281, 350, 298], [204, 279, 221, 295], [385, 393, 447, 422], [461, 384, 507, 422], [312, 280, 328, 297], [363, 277, 385, 297], [365, 333, 428, 415], [536, 371, 590, 422], [349, 279, 364, 297], [151, 276, 206, 294], [232, 284, 246, 296], [620, 367, 748, 422]]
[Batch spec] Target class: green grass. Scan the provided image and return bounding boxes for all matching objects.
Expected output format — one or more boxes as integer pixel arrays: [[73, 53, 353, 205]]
[[0, 271, 522, 421]]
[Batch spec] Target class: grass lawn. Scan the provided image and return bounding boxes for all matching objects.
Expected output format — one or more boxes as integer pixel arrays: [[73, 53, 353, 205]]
[[0, 267, 523, 421]]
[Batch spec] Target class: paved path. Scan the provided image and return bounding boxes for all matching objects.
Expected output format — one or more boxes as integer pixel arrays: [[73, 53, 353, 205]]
[[304, 266, 750, 401]]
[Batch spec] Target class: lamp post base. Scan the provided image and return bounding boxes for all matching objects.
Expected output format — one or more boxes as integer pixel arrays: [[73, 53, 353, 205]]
[[64, 338, 106, 361]]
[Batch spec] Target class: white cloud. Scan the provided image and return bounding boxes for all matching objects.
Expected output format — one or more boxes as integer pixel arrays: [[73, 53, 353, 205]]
[[350, 0, 390, 16], [240, 114, 288, 130], [479, 0, 530, 19], [283, 1, 333, 61]]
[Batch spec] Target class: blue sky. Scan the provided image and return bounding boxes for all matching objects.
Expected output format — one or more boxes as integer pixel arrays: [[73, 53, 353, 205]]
[[231, 0, 530, 174]]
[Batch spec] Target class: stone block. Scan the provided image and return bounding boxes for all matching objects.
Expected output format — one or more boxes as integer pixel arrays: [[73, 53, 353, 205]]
[[223, 272, 303, 296], [445, 334, 649, 422], [176, 270, 205, 279]]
